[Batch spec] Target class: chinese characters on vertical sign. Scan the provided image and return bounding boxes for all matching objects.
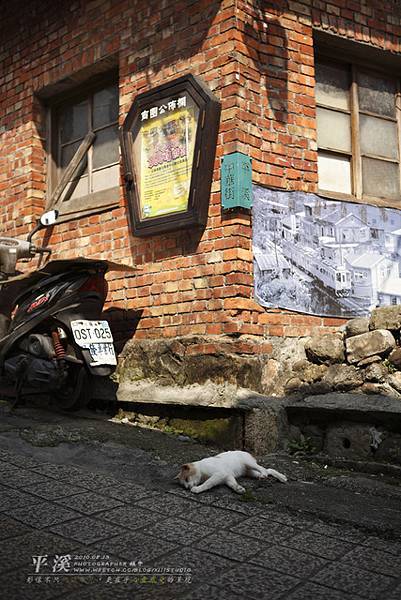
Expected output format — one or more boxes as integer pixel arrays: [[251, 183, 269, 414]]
[[221, 152, 252, 210], [224, 162, 235, 204], [241, 160, 252, 207]]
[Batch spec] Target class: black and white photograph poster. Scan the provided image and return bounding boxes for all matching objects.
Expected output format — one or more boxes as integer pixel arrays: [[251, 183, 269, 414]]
[[253, 186, 401, 318]]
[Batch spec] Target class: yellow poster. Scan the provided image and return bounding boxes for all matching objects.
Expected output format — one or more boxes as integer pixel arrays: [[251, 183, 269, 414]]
[[139, 105, 197, 219]]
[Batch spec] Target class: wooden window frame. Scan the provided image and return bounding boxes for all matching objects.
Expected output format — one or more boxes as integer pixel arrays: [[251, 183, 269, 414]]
[[46, 74, 120, 222], [316, 48, 401, 210]]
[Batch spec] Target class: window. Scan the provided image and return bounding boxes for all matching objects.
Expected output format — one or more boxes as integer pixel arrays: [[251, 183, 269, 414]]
[[354, 270, 368, 281], [49, 82, 120, 219], [316, 59, 401, 205]]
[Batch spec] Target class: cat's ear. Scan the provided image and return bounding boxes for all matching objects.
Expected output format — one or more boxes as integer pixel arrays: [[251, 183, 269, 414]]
[[174, 464, 190, 479]]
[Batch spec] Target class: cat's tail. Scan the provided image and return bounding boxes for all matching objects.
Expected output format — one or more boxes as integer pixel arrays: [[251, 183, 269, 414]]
[[265, 468, 287, 483]]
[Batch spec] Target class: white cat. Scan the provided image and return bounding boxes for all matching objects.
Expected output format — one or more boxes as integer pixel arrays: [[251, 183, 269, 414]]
[[175, 450, 287, 494]]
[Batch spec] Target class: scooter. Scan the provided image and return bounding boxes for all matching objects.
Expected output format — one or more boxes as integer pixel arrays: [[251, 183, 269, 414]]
[[0, 209, 135, 410]]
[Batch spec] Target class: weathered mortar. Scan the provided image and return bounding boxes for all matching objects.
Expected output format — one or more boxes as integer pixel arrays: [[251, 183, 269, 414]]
[[116, 307, 401, 403], [118, 336, 265, 389]]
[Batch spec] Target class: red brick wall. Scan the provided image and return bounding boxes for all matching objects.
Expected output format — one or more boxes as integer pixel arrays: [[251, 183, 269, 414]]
[[1, 0, 400, 344], [233, 0, 401, 338]]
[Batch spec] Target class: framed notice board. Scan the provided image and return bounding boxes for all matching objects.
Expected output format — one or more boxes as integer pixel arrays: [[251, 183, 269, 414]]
[[120, 74, 221, 236]]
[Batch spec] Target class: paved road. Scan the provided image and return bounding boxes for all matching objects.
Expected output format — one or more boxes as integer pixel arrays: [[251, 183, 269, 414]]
[[0, 405, 401, 599]]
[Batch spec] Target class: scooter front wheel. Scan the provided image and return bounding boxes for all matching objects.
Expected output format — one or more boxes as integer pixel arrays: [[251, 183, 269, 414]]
[[53, 365, 92, 411]]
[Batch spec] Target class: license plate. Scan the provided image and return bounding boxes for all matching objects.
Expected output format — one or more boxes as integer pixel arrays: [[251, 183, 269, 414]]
[[71, 320, 116, 366]]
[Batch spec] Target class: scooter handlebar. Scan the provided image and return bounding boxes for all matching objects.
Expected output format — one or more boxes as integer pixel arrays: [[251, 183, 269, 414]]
[[31, 246, 52, 255], [37, 247, 51, 254]]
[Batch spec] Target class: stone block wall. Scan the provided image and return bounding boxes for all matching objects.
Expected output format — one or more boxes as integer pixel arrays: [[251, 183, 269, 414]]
[[280, 306, 401, 400]]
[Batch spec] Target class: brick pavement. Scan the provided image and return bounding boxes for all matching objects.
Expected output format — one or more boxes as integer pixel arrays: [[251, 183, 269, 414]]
[[1, 447, 401, 599]]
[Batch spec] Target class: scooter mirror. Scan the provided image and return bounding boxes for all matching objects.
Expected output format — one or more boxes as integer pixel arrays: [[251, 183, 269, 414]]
[[40, 210, 59, 227]]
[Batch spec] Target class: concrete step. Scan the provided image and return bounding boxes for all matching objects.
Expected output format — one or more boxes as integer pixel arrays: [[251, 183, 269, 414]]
[[284, 393, 401, 466], [95, 382, 401, 466], [286, 393, 401, 428]]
